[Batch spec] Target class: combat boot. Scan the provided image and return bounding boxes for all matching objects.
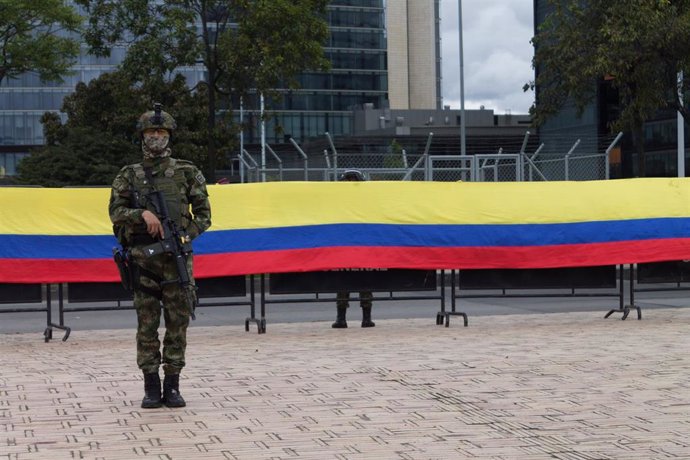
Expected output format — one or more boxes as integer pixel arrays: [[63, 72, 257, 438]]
[[332, 305, 348, 328], [361, 306, 375, 328], [141, 372, 162, 409], [162, 374, 186, 408]]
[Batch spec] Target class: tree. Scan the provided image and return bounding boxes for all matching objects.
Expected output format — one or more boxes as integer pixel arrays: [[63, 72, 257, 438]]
[[17, 71, 220, 186], [0, 0, 82, 85], [16, 126, 140, 187], [525, 0, 690, 176], [75, 0, 330, 181]]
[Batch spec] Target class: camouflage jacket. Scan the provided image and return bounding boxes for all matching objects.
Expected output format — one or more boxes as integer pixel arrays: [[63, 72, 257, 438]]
[[109, 156, 211, 246]]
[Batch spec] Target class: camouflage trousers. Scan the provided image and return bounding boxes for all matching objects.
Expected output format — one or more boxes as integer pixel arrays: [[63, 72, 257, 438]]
[[132, 249, 194, 375], [336, 291, 373, 308]]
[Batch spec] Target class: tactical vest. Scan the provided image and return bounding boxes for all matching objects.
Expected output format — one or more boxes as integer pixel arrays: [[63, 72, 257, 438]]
[[129, 158, 191, 238]]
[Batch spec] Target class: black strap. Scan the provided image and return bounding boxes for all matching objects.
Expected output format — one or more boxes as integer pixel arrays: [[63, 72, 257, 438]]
[[138, 165, 187, 304], [139, 266, 162, 283], [144, 166, 155, 186]]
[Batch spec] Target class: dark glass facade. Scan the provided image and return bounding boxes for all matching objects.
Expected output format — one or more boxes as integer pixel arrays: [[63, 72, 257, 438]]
[[534, 0, 687, 178], [0, 0, 387, 169], [243, 0, 388, 144], [533, 0, 601, 157], [0, 42, 135, 151]]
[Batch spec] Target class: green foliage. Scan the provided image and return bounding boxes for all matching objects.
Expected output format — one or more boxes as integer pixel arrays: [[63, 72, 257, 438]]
[[74, 0, 199, 80], [16, 127, 139, 187], [17, 70, 234, 186], [527, 0, 690, 175], [528, 0, 689, 128], [218, 0, 330, 96], [75, 0, 330, 180], [60, 72, 147, 142], [0, 0, 82, 84]]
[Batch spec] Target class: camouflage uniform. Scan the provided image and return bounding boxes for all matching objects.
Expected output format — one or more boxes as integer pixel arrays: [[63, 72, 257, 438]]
[[110, 156, 211, 375], [108, 108, 211, 380], [336, 291, 373, 310]]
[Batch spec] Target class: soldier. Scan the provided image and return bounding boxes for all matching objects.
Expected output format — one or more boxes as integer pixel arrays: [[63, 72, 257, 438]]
[[109, 104, 211, 409], [332, 169, 375, 329]]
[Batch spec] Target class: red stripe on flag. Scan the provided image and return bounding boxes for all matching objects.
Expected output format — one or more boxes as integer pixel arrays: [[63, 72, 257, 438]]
[[3, 238, 690, 283]]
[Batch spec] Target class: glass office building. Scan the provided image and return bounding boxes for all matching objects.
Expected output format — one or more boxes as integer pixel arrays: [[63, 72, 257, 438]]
[[243, 0, 388, 144], [0, 0, 395, 175], [533, 0, 688, 177], [532, 1, 602, 155]]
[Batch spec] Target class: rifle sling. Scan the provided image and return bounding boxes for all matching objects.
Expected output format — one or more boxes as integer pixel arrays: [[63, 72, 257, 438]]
[[140, 165, 191, 298], [144, 165, 156, 188]]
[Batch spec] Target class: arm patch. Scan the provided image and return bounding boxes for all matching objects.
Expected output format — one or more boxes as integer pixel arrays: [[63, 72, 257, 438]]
[[195, 171, 206, 185]]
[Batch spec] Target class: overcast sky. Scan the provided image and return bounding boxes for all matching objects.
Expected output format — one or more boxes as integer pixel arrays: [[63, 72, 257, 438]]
[[440, 0, 535, 115]]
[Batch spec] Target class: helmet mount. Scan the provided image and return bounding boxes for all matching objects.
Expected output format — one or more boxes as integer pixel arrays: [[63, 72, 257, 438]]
[[151, 102, 163, 126], [137, 103, 177, 136]]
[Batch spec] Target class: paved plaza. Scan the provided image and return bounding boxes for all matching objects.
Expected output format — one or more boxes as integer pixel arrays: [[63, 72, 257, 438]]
[[1, 308, 690, 459]]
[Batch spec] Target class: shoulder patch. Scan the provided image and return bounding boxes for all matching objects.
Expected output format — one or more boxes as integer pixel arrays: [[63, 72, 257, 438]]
[[195, 172, 206, 185], [112, 176, 128, 190]]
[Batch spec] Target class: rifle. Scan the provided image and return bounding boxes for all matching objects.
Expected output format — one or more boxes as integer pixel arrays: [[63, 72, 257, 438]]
[[139, 166, 198, 320]]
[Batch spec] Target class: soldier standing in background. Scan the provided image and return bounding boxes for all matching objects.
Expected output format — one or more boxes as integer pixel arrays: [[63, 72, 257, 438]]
[[109, 104, 211, 408], [332, 170, 376, 329]]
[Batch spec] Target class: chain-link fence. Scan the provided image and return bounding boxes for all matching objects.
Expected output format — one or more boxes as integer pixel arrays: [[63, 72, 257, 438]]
[[425, 154, 523, 182], [235, 131, 622, 183]]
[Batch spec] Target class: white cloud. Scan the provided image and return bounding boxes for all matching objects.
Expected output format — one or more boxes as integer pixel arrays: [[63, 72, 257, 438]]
[[440, 0, 535, 114]]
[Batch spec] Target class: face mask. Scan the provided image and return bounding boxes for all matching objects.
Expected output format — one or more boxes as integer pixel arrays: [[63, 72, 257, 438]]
[[143, 132, 170, 155]]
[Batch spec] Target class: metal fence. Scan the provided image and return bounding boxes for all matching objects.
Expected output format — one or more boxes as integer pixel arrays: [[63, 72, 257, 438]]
[[236, 131, 623, 184]]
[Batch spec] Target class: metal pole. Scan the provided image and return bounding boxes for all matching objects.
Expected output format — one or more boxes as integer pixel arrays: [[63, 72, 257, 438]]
[[323, 149, 331, 181], [265, 144, 283, 181], [424, 132, 434, 181], [241, 149, 259, 182], [528, 143, 544, 181], [242, 149, 259, 167], [522, 149, 548, 182], [678, 71, 685, 177], [326, 132, 338, 180], [564, 139, 581, 180], [402, 133, 433, 181], [323, 149, 331, 168], [238, 152, 245, 183], [423, 132, 434, 156], [605, 132, 624, 180], [459, 0, 466, 156], [532, 144, 544, 157], [260, 93, 266, 182], [519, 131, 530, 155], [403, 154, 427, 181], [289, 137, 309, 181], [240, 96, 244, 180]]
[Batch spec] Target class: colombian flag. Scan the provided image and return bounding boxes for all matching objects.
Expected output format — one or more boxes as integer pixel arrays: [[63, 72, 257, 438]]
[[2, 179, 690, 283]]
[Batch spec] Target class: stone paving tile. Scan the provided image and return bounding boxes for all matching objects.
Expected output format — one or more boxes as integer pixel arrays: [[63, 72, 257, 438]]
[[1, 309, 690, 459]]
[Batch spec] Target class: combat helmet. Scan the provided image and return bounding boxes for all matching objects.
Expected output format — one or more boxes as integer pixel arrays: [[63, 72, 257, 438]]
[[339, 169, 365, 181], [136, 103, 177, 135]]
